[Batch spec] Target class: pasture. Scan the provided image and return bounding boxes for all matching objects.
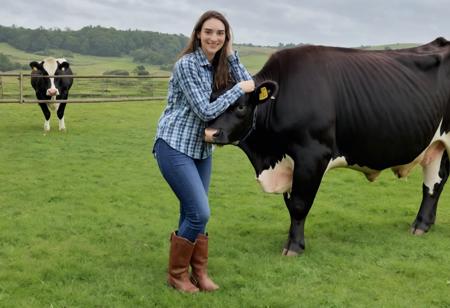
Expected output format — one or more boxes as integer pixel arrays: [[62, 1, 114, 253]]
[[1, 101, 450, 307], [1, 42, 450, 306]]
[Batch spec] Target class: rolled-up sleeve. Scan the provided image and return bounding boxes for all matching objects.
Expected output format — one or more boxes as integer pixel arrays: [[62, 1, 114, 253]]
[[175, 57, 244, 122]]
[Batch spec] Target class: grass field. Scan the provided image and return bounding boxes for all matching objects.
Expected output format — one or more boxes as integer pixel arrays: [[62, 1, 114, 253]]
[[2, 40, 449, 306], [1, 101, 450, 307]]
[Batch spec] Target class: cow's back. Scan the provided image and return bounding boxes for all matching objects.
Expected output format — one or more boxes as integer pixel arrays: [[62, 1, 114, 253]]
[[331, 45, 450, 168]]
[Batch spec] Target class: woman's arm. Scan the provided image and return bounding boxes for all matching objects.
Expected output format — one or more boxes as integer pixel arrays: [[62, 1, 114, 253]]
[[227, 35, 253, 82], [175, 58, 245, 122], [228, 51, 253, 82]]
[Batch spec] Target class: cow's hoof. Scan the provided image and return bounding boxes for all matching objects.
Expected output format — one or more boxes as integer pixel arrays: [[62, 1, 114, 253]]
[[282, 248, 300, 256], [410, 227, 426, 236], [411, 228, 425, 236], [282, 241, 304, 256], [59, 128, 66, 132], [410, 219, 432, 236]]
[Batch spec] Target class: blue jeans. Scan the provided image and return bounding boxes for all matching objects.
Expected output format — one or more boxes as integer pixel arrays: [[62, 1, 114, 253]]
[[153, 138, 212, 242]]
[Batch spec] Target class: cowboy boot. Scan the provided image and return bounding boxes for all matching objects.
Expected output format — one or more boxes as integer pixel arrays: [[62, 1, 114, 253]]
[[167, 232, 199, 293], [190, 233, 219, 291]]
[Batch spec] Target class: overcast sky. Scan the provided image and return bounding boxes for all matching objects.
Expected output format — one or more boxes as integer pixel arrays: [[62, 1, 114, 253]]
[[1, 0, 449, 47]]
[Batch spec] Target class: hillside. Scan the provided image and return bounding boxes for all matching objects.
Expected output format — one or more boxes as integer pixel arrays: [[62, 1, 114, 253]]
[[0, 25, 186, 65], [0, 42, 276, 75], [0, 42, 277, 102]]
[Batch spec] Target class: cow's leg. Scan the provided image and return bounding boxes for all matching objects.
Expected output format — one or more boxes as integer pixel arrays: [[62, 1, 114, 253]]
[[412, 148, 449, 235], [282, 144, 331, 256], [39, 103, 51, 132], [56, 103, 67, 131]]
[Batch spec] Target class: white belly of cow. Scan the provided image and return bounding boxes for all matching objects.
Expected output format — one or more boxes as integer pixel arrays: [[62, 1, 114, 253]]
[[257, 155, 294, 193], [255, 121, 450, 195]]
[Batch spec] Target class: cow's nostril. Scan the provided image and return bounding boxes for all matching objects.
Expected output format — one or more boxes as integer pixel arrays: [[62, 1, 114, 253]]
[[213, 129, 222, 137]]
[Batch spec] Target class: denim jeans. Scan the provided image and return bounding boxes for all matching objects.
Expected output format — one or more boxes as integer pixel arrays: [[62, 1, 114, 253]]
[[153, 138, 212, 242]]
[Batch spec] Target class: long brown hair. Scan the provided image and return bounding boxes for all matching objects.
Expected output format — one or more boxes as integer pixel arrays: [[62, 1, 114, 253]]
[[180, 10, 231, 91]]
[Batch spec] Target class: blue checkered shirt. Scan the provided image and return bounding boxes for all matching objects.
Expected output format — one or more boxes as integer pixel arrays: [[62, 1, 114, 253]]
[[155, 48, 252, 159]]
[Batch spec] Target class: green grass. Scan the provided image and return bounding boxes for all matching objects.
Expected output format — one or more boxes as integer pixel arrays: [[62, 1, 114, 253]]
[[1, 102, 450, 307]]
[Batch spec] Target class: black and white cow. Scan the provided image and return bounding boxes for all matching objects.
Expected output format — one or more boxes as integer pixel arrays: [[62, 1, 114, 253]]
[[205, 37, 450, 256], [30, 58, 73, 132]]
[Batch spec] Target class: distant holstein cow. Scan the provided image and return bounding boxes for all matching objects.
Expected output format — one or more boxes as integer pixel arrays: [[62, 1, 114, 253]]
[[30, 58, 73, 132]]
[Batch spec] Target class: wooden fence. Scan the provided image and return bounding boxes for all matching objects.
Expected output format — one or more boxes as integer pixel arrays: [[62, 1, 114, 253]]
[[0, 73, 170, 104]]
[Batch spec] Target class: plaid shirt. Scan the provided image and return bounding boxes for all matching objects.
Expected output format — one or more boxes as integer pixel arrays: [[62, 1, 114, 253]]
[[155, 48, 252, 159]]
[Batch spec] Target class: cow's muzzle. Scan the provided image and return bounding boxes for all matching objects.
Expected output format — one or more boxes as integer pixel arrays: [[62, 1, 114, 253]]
[[204, 128, 220, 143], [46, 88, 59, 96]]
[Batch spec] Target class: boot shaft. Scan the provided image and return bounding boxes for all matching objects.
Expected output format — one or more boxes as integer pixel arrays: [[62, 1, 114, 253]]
[[169, 232, 196, 276], [190, 233, 219, 291], [167, 232, 199, 293], [191, 233, 208, 276]]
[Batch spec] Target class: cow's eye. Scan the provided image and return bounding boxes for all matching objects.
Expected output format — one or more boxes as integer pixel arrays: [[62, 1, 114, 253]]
[[237, 105, 246, 112], [235, 105, 248, 118]]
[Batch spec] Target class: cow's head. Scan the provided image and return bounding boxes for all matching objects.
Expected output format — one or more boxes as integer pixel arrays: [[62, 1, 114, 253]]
[[30, 58, 71, 98], [205, 80, 278, 144]]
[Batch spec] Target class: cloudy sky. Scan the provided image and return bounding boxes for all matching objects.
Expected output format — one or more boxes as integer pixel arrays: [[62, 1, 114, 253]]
[[1, 0, 449, 47]]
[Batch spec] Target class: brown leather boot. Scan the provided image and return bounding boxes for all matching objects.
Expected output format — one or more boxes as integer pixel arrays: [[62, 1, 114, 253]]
[[167, 232, 199, 293], [190, 233, 219, 291]]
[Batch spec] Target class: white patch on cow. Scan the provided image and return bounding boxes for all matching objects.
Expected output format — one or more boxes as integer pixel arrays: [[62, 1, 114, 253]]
[[419, 120, 450, 194], [42, 57, 60, 97], [59, 116, 66, 131], [326, 156, 348, 172], [257, 155, 294, 193], [48, 95, 59, 112], [44, 120, 50, 132], [422, 148, 443, 195]]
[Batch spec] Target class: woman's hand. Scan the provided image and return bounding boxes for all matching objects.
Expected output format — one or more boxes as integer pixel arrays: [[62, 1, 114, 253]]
[[227, 30, 234, 56], [238, 80, 255, 93]]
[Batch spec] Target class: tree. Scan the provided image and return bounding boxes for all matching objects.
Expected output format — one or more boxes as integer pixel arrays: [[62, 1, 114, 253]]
[[0, 25, 188, 65]]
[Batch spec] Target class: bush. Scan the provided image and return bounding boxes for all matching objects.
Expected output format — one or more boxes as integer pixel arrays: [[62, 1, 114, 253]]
[[0, 53, 22, 72], [133, 65, 149, 75]]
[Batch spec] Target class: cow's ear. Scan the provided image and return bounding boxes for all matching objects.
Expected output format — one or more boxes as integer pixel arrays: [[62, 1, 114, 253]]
[[58, 61, 70, 71], [255, 80, 278, 104], [29, 61, 42, 71]]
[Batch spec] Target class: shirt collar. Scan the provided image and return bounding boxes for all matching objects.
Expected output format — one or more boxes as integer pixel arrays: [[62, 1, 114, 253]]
[[194, 48, 212, 67]]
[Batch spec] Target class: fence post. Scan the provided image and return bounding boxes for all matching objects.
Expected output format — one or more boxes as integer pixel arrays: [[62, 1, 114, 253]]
[[19, 72, 24, 103]]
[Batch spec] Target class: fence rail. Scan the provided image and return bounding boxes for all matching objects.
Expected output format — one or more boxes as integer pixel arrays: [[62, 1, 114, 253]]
[[0, 73, 170, 104]]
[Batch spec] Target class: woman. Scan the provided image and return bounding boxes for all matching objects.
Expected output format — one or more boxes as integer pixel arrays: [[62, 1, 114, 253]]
[[153, 10, 255, 293]]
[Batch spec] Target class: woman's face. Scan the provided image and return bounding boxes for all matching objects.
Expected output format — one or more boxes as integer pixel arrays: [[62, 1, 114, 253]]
[[197, 18, 226, 61]]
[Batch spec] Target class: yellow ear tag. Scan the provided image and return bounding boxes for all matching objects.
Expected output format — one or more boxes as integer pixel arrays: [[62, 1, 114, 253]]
[[32, 67, 37, 71], [259, 87, 268, 101]]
